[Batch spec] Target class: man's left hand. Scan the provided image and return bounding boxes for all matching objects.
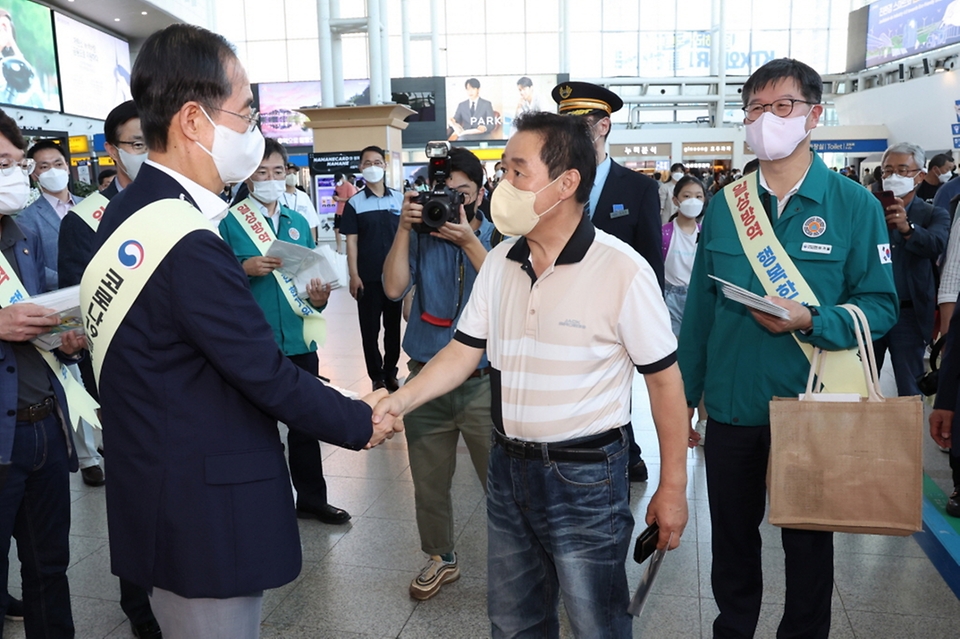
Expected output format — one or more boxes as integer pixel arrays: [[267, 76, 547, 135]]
[[431, 206, 477, 247], [59, 330, 86, 356], [306, 278, 331, 307], [646, 486, 688, 551], [750, 297, 813, 334]]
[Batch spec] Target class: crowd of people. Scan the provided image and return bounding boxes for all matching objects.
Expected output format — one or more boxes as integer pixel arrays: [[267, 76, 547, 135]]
[[0, 24, 953, 639]]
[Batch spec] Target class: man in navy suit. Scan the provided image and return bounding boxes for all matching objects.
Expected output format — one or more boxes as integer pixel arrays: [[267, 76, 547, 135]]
[[91, 24, 398, 638], [449, 78, 497, 140], [0, 107, 87, 637], [872, 143, 950, 396], [16, 140, 82, 292], [552, 81, 665, 482]]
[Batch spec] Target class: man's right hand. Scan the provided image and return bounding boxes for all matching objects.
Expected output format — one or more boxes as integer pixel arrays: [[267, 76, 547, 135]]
[[349, 275, 363, 300], [399, 191, 423, 232], [0, 303, 59, 342], [242, 256, 282, 277], [361, 388, 404, 448]]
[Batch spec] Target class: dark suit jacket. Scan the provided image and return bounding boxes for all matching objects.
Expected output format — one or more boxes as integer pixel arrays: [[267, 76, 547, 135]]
[[591, 159, 665, 290], [93, 164, 373, 598], [890, 197, 950, 338], [16, 191, 83, 290], [58, 179, 117, 289], [0, 221, 78, 471], [452, 97, 496, 138]]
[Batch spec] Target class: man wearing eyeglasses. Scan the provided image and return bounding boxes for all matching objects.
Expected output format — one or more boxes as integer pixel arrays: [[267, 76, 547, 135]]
[[872, 143, 949, 398], [341, 145, 405, 391], [678, 59, 898, 639], [16, 140, 80, 292]]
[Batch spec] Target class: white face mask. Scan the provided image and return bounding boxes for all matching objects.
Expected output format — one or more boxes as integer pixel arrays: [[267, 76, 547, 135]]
[[251, 179, 285, 204], [939, 171, 952, 184], [285, 174, 298, 187], [744, 110, 812, 161], [0, 168, 31, 214], [117, 147, 147, 181], [882, 174, 917, 198], [490, 174, 563, 237], [677, 198, 704, 219], [671, 171, 684, 182], [361, 165, 385, 184], [494, 169, 504, 179], [195, 106, 265, 185], [37, 167, 69, 193]]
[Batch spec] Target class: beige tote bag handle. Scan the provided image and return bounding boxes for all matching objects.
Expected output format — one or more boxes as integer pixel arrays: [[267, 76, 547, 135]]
[[804, 304, 884, 402]]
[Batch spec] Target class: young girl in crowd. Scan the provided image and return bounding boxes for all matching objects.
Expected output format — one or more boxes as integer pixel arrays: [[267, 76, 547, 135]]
[[662, 175, 708, 446]]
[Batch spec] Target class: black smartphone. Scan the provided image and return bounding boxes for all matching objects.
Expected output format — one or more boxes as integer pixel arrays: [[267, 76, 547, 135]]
[[633, 522, 660, 564]]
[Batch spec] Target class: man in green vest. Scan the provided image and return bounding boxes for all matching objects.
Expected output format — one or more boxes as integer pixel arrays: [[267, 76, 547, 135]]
[[218, 137, 349, 525], [678, 58, 898, 639]]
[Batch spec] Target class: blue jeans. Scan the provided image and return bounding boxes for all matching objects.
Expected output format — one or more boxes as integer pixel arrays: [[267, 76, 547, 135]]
[[486, 429, 633, 639], [0, 414, 73, 638], [664, 283, 688, 338]]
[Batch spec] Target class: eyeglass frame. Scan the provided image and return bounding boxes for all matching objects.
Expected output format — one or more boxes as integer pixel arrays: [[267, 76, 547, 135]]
[[204, 105, 261, 133], [0, 158, 34, 176], [742, 98, 818, 123], [115, 139, 147, 153], [880, 167, 923, 179]]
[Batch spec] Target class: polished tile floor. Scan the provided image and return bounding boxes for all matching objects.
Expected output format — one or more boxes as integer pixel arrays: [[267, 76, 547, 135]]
[[4, 285, 959, 638]]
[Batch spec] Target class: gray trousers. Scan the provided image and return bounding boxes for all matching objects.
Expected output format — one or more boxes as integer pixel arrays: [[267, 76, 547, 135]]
[[149, 587, 263, 639]]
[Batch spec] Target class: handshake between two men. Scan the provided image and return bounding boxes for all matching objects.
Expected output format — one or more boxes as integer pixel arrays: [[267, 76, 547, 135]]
[[360, 388, 404, 448]]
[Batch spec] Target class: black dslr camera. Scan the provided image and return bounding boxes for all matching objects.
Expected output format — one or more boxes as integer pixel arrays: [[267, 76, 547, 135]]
[[414, 141, 464, 233]]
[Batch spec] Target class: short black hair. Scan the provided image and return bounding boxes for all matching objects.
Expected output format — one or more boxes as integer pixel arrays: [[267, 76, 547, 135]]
[[930, 153, 953, 170], [334, 172, 344, 181], [514, 112, 596, 205], [132, 24, 237, 153], [465, 78, 480, 90], [741, 58, 822, 107], [0, 108, 25, 151], [670, 162, 686, 173], [262, 137, 287, 164], [104, 100, 139, 147], [448, 146, 484, 191], [98, 168, 117, 184], [27, 139, 66, 162], [743, 158, 760, 174], [517, 77, 533, 88], [360, 145, 385, 162], [673, 175, 705, 198]]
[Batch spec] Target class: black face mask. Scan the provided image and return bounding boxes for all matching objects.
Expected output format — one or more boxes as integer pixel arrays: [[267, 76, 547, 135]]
[[464, 196, 478, 224]]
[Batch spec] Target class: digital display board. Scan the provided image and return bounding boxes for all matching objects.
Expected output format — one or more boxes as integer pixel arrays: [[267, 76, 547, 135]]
[[866, 0, 960, 68], [0, 0, 59, 111], [257, 79, 371, 147], [443, 74, 557, 142], [54, 12, 131, 120]]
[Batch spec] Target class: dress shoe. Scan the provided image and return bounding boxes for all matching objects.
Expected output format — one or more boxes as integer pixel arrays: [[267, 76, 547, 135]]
[[385, 376, 400, 392], [81, 465, 106, 487], [297, 503, 351, 525], [131, 619, 162, 638], [947, 490, 960, 518], [628, 459, 649, 482], [372, 379, 387, 391], [5, 597, 23, 621], [130, 619, 163, 639]]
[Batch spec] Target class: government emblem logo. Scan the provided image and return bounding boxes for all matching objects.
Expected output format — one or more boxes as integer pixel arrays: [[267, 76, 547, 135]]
[[118, 240, 145, 269], [559, 85, 573, 99], [289, 227, 300, 241], [802, 216, 826, 238]]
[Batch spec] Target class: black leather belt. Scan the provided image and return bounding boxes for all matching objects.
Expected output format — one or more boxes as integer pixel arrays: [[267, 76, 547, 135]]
[[493, 428, 623, 462], [16, 397, 54, 423], [409, 361, 490, 379]]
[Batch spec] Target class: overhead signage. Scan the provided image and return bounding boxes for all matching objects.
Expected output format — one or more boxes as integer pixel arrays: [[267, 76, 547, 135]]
[[682, 142, 733, 156], [309, 151, 361, 175], [611, 144, 670, 157], [810, 139, 888, 153]]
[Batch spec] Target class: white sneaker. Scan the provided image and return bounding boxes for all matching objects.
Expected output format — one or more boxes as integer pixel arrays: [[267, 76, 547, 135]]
[[409, 553, 459, 600]]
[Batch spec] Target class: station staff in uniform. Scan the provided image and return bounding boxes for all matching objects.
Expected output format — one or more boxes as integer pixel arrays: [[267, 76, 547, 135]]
[[552, 80, 664, 482]]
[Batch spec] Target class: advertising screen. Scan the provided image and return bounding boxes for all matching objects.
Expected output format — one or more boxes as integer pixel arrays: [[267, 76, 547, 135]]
[[55, 12, 131, 120], [444, 74, 557, 142], [0, 0, 59, 111], [258, 79, 371, 147], [866, 0, 960, 68]]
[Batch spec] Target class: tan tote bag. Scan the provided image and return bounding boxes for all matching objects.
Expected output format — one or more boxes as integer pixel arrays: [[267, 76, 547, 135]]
[[768, 304, 923, 536]]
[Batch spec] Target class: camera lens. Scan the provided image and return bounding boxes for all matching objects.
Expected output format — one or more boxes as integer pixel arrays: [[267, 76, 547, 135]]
[[422, 201, 449, 228]]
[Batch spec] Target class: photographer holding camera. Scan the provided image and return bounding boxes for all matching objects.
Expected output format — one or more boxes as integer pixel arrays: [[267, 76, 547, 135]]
[[382, 144, 494, 601]]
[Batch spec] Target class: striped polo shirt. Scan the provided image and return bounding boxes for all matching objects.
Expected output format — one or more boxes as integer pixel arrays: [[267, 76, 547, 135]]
[[455, 214, 677, 443]]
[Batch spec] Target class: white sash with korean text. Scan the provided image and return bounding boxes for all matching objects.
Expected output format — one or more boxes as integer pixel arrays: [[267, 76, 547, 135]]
[[723, 173, 868, 395], [69, 191, 109, 232], [228, 199, 326, 349], [0, 253, 100, 431], [80, 198, 216, 384]]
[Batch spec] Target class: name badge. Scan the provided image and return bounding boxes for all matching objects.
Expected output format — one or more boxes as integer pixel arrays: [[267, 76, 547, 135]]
[[801, 242, 831, 255], [610, 204, 629, 219]]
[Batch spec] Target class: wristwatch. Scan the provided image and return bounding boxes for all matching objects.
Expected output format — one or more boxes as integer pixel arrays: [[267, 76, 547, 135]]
[[903, 222, 915, 237], [799, 305, 819, 336]]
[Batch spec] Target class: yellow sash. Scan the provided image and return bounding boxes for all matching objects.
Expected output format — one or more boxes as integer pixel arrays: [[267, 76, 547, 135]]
[[0, 253, 100, 431], [227, 199, 326, 349], [69, 191, 110, 232], [723, 172, 868, 396], [80, 199, 216, 384]]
